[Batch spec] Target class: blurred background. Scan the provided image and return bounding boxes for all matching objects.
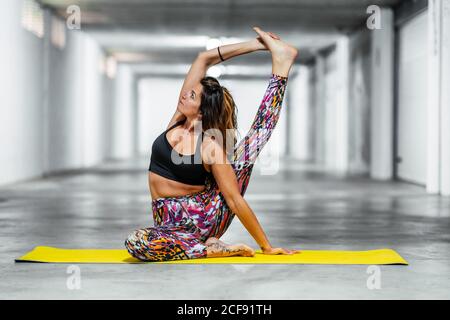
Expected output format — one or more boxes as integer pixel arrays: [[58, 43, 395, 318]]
[[2, 0, 448, 192], [1, 0, 450, 299]]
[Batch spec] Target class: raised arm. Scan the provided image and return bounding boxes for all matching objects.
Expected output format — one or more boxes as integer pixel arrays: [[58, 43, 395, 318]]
[[167, 35, 273, 129]]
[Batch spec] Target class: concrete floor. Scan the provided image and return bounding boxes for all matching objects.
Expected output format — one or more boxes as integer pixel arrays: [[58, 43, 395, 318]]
[[1, 157, 449, 299]]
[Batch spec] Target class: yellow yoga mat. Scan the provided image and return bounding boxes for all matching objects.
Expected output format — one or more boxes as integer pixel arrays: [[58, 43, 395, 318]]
[[15, 246, 408, 265]]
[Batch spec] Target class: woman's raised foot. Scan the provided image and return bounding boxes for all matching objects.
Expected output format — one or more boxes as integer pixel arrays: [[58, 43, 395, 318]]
[[253, 27, 298, 63]]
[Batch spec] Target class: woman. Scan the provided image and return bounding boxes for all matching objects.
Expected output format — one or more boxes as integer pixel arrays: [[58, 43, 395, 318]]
[[125, 27, 299, 261]]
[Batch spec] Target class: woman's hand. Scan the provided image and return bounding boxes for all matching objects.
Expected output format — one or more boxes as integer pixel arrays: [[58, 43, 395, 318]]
[[253, 30, 281, 51], [262, 247, 300, 255]]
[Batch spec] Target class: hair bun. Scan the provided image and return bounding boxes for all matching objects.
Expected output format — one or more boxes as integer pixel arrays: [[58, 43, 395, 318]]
[[212, 85, 223, 95]]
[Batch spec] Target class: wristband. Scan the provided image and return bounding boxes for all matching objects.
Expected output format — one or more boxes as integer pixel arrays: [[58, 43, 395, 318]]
[[217, 46, 225, 62]]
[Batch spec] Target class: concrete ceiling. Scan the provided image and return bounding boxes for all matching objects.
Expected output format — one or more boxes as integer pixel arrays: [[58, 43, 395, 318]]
[[39, 0, 402, 71]]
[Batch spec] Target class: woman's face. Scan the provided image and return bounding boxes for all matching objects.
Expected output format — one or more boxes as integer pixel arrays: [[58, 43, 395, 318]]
[[178, 82, 203, 118]]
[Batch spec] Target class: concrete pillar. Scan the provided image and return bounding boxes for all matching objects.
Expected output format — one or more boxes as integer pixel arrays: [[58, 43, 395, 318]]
[[314, 55, 326, 164], [132, 76, 139, 156], [110, 65, 135, 159], [441, 1, 450, 196], [287, 66, 311, 160], [307, 67, 316, 161], [334, 36, 350, 173], [427, 0, 441, 193], [370, 8, 394, 180], [348, 29, 371, 176], [427, 0, 450, 195], [42, 9, 52, 174]]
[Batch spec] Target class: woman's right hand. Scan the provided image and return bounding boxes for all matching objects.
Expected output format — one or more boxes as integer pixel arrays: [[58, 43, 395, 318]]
[[262, 247, 300, 255], [254, 30, 281, 50]]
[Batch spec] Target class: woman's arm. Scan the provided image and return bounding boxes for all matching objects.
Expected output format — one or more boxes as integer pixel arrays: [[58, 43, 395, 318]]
[[199, 38, 266, 66], [209, 150, 271, 250], [205, 139, 298, 254], [168, 38, 267, 129], [179, 39, 264, 99]]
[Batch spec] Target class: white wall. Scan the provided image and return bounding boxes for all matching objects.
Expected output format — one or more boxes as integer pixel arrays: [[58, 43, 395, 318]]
[[427, 0, 450, 196], [81, 35, 107, 167], [47, 26, 108, 171], [137, 77, 184, 155], [0, 0, 44, 185], [0, 1, 117, 185], [109, 64, 135, 159], [397, 10, 428, 184], [288, 66, 312, 160]]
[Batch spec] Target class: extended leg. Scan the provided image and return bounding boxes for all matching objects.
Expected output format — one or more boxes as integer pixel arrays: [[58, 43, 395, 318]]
[[231, 27, 297, 194], [232, 73, 289, 195]]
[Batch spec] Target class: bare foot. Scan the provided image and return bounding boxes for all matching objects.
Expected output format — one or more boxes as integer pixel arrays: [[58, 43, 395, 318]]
[[205, 238, 255, 258], [205, 237, 228, 247], [253, 27, 298, 63]]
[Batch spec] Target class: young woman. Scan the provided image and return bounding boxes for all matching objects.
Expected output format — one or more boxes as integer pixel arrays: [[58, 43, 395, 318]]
[[125, 27, 300, 261]]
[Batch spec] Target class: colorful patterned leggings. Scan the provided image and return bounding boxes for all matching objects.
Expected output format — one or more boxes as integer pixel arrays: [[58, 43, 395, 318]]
[[125, 74, 288, 261]]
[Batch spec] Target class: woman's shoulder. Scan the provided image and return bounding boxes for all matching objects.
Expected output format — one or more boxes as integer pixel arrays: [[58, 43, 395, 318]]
[[166, 113, 186, 131]]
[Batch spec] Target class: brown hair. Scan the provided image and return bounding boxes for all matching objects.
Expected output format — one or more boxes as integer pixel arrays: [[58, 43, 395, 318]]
[[199, 76, 238, 161]]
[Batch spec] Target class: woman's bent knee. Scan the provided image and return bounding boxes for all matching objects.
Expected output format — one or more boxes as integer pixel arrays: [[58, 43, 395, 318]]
[[124, 228, 166, 262], [125, 229, 148, 258]]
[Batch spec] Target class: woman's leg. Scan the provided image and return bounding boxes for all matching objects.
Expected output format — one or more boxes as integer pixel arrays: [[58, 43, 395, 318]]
[[232, 73, 288, 195], [125, 194, 211, 262], [125, 192, 255, 261], [124, 225, 207, 262]]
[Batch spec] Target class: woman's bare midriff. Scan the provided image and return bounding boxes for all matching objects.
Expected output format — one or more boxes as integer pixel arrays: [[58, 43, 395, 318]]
[[149, 172, 207, 200]]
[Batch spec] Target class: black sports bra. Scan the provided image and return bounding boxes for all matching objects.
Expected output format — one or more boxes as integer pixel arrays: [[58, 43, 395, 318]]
[[148, 119, 211, 186]]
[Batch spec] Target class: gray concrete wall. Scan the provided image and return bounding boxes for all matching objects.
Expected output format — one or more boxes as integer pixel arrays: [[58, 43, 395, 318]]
[[348, 29, 372, 175]]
